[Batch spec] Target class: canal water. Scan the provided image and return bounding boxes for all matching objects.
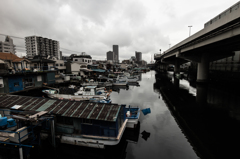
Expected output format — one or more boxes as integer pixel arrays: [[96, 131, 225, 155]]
[[110, 71, 199, 159], [0, 71, 202, 158]]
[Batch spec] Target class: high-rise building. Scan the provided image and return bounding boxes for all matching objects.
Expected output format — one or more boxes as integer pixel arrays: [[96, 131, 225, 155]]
[[106, 51, 114, 62], [59, 51, 62, 60], [25, 36, 60, 59], [113, 45, 119, 63], [0, 36, 16, 54], [135, 51, 142, 62]]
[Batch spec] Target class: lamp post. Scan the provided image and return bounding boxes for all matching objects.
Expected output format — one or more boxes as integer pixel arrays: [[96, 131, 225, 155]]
[[188, 26, 192, 37]]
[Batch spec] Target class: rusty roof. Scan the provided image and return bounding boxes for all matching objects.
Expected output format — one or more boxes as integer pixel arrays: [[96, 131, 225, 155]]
[[0, 52, 27, 62], [0, 95, 121, 122]]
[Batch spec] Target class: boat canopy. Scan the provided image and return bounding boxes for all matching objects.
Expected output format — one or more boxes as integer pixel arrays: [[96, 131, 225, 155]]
[[0, 95, 122, 122]]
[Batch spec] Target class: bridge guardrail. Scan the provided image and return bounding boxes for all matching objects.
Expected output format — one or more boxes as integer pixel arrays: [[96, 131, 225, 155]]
[[154, 54, 162, 59]]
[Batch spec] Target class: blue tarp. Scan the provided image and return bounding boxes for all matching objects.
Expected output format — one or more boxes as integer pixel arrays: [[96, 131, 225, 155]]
[[0, 117, 7, 127], [91, 69, 106, 73], [141, 108, 151, 115]]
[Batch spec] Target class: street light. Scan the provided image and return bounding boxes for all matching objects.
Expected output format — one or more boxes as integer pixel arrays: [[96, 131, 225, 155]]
[[188, 26, 192, 37]]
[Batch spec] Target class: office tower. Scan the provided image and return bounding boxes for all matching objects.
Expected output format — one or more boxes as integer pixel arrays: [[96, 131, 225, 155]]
[[135, 51, 142, 62], [0, 36, 16, 54], [25, 36, 60, 59], [106, 51, 114, 61], [60, 51, 62, 60], [113, 45, 118, 63]]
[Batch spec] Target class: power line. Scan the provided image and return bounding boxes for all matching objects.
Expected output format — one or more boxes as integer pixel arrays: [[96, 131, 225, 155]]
[[61, 48, 83, 54], [0, 33, 84, 54], [0, 33, 24, 39]]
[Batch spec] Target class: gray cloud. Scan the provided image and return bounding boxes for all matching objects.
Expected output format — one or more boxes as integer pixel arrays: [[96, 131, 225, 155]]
[[0, 0, 238, 61]]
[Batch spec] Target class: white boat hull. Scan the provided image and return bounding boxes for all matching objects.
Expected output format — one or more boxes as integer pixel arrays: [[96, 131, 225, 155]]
[[40, 119, 128, 149], [126, 118, 139, 128], [46, 94, 107, 101], [112, 83, 128, 86]]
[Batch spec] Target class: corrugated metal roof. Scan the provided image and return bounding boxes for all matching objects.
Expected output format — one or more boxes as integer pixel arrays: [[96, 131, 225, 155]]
[[0, 95, 120, 122]]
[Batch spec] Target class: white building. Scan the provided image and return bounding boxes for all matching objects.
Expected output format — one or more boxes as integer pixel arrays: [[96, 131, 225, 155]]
[[71, 52, 92, 65], [0, 36, 16, 54], [66, 62, 81, 75], [25, 36, 60, 59], [54, 59, 66, 74]]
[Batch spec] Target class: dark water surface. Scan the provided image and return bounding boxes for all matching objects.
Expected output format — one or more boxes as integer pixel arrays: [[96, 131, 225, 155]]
[[1, 71, 200, 159], [110, 71, 198, 159]]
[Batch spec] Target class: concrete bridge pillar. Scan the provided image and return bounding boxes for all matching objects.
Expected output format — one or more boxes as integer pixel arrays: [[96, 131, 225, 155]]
[[197, 53, 209, 83], [174, 59, 180, 87], [196, 53, 209, 105]]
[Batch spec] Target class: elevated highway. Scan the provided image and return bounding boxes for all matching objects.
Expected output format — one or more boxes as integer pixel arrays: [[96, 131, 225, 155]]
[[155, 1, 240, 104], [156, 1, 240, 64]]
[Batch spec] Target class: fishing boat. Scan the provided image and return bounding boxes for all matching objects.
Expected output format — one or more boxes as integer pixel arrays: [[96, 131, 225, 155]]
[[118, 76, 138, 83], [82, 79, 112, 87], [112, 80, 128, 86], [125, 106, 141, 128], [42, 86, 110, 101], [0, 95, 131, 149]]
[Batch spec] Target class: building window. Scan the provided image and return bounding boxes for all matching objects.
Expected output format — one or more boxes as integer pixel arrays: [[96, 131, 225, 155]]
[[14, 82, 19, 87], [0, 78, 4, 88], [75, 59, 78, 61], [37, 75, 42, 82], [24, 77, 34, 88], [85, 60, 87, 62], [56, 64, 59, 66], [60, 64, 63, 66], [82, 59, 84, 62]]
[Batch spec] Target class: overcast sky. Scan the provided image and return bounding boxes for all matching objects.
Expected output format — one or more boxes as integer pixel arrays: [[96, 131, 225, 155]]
[[0, 0, 238, 62]]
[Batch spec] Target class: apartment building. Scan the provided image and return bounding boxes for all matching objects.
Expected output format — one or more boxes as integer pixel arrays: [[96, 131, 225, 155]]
[[0, 36, 16, 54], [25, 36, 60, 59]]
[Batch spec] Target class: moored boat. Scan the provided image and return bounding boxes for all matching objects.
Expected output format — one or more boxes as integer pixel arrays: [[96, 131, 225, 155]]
[[42, 86, 110, 101], [125, 106, 140, 128], [0, 95, 135, 149]]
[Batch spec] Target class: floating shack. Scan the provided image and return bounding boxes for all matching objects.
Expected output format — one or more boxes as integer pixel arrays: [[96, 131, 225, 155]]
[[0, 95, 127, 149]]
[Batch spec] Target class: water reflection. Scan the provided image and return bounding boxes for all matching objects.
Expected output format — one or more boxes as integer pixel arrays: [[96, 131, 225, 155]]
[[141, 130, 151, 141], [156, 70, 240, 159], [112, 71, 198, 159]]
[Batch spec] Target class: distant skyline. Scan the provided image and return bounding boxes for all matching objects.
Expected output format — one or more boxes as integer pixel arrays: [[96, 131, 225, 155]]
[[0, 0, 238, 63]]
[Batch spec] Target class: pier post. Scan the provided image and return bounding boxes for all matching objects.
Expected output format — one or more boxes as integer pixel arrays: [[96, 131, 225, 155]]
[[51, 118, 56, 148], [196, 53, 209, 105], [174, 59, 180, 88], [197, 53, 209, 83], [19, 147, 23, 159]]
